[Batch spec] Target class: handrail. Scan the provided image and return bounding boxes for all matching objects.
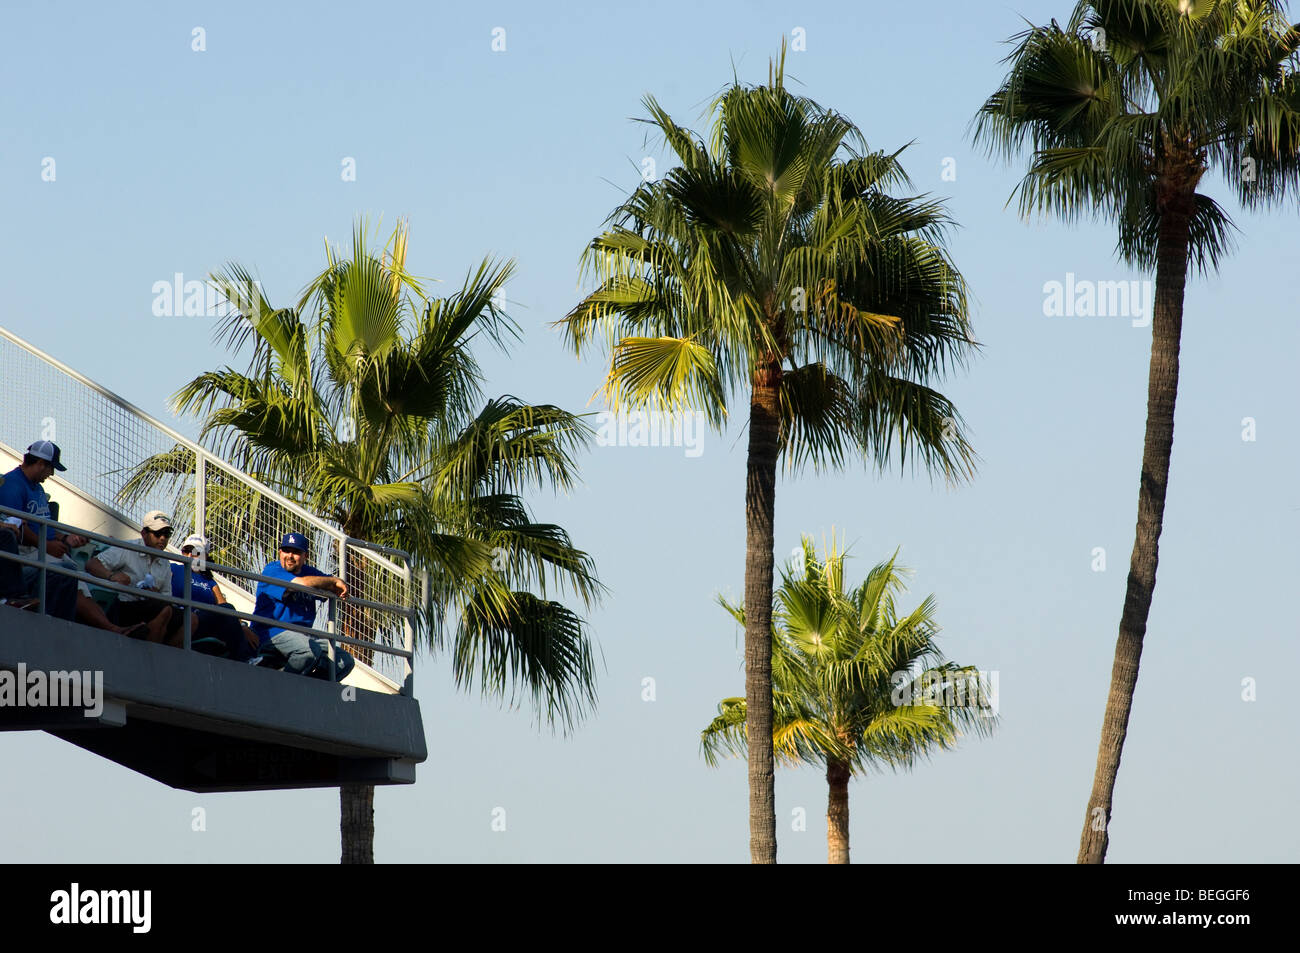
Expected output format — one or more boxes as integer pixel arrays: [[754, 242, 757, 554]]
[[0, 326, 407, 574], [1, 504, 413, 617], [0, 328, 197, 454], [0, 505, 415, 688], [0, 547, 401, 657], [1, 325, 418, 691]]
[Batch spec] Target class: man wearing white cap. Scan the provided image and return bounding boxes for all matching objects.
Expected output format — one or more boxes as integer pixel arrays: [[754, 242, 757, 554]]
[[170, 534, 258, 660], [84, 510, 186, 645]]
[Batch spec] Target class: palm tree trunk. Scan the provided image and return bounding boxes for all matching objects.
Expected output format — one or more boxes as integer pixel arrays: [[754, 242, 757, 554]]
[[340, 782, 374, 864], [338, 529, 377, 865], [826, 757, 850, 864], [1077, 188, 1194, 864], [744, 364, 781, 863]]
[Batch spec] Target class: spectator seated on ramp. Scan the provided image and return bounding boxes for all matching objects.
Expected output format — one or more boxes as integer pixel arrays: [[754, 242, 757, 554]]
[[250, 532, 354, 681]]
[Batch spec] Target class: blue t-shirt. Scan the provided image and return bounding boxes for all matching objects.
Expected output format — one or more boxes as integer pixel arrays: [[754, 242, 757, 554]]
[[170, 563, 220, 607], [0, 467, 58, 541], [251, 560, 327, 643]]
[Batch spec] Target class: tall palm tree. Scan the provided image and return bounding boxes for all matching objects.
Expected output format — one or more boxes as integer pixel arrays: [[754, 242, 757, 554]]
[[972, 0, 1300, 863], [134, 220, 602, 862], [559, 49, 977, 862], [701, 536, 997, 863]]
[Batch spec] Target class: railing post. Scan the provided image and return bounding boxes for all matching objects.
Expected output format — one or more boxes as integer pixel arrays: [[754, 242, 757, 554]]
[[195, 453, 206, 539], [326, 596, 337, 683], [401, 612, 415, 697], [336, 539, 347, 685], [36, 528, 47, 615], [402, 566, 422, 697], [182, 558, 193, 650], [337, 538, 348, 597]]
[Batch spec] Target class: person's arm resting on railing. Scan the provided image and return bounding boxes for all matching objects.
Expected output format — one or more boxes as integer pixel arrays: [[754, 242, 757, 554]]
[[0, 480, 84, 557], [291, 575, 348, 601]]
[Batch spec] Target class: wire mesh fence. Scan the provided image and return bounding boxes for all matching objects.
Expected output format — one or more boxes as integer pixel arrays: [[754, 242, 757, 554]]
[[0, 327, 414, 690]]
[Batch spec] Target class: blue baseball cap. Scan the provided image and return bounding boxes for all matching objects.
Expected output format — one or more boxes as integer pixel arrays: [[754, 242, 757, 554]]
[[280, 532, 309, 553]]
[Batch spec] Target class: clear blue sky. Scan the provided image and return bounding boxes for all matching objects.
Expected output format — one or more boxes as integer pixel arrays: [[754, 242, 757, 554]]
[[2, 0, 1296, 862]]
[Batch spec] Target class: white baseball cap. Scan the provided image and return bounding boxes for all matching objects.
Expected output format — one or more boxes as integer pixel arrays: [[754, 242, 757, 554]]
[[141, 510, 174, 532], [180, 534, 210, 557]]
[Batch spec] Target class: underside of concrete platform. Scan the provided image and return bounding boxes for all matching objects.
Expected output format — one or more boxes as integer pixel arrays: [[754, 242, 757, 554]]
[[0, 607, 426, 792]]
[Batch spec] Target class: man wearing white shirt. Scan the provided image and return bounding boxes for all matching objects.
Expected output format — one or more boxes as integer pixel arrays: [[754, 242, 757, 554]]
[[85, 510, 186, 645]]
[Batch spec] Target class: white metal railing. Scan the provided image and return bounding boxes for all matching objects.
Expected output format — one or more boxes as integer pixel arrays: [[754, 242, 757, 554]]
[[0, 326, 416, 691], [0, 504, 415, 684]]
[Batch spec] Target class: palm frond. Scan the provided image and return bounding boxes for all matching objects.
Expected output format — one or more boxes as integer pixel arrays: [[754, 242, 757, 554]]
[[454, 587, 599, 732]]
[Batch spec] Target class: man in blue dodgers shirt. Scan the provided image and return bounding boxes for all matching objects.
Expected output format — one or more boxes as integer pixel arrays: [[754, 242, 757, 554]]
[[251, 532, 355, 679], [0, 440, 87, 620]]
